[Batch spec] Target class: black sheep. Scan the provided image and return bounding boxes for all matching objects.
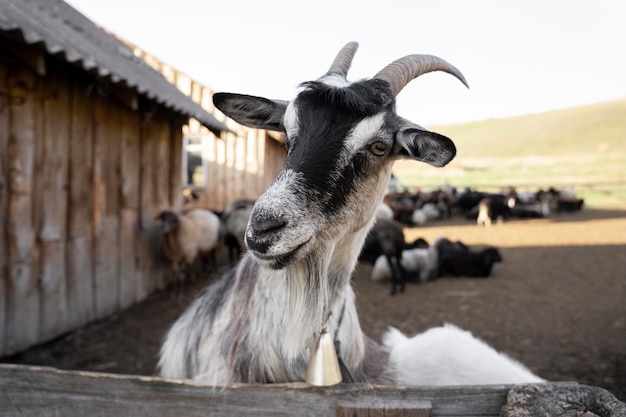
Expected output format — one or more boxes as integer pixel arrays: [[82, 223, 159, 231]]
[[439, 247, 502, 278]]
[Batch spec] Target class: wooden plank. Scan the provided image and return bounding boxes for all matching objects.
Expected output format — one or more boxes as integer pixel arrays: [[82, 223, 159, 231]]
[[92, 97, 119, 319], [118, 208, 138, 309], [337, 399, 432, 417], [168, 122, 183, 209], [118, 111, 141, 309], [38, 64, 70, 342], [0, 364, 511, 417], [67, 73, 95, 329], [137, 106, 161, 299], [0, 53, 10, 354], [5, 65, 40, 355]]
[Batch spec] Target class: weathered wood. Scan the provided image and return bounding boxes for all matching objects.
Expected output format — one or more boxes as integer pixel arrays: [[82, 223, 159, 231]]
[[6, 64, 40, 355], [137, 105, 162, 299], [501, 382, 626, 417], [118, 208, 138, 309], [93, 96, 119, 319], [66, 73, 95, 329], [337, 399, 432, 417], [118, 110, 141, 308], [168, 121, 183, 209], [0, 364, 511, 417], [39, 63, 70, 342], [0, 52, 10, 354]]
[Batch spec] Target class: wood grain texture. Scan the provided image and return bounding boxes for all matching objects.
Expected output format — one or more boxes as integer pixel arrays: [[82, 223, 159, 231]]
[[0, 364, 512, 417]]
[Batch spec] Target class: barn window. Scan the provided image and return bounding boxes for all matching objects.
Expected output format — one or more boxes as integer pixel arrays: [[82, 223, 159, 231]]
[[183, 136, 209, 186]]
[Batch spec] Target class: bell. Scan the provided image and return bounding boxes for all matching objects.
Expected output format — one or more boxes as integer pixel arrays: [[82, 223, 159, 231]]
[[305, 325, 342, 386]]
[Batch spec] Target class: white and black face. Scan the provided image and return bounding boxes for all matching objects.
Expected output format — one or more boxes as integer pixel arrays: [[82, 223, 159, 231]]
[[213, 79, 456, 269]]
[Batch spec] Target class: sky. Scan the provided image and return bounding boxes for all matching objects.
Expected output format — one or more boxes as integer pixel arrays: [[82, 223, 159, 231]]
[[65, 0, 626, 126]]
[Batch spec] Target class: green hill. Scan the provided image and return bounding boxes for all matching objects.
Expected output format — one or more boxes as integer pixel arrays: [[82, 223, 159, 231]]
[[393, 97, 626, 208]]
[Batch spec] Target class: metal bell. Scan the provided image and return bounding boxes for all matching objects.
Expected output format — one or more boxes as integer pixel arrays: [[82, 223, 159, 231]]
[[305, 325, 342, 386]]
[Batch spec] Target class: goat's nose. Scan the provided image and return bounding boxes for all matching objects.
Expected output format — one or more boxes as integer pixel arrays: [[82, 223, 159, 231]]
[[246, 215, 287, 253]]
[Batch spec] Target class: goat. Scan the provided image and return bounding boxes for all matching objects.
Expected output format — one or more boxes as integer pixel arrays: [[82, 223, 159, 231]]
[[475, 195, 513, 226], [159, 42, 541, 386], [155, 208, 222, 291], [383, 324, 545, 385], [221, 199, 255, 263], [359, 218, 407, 295], [439, 246, 503, 278]]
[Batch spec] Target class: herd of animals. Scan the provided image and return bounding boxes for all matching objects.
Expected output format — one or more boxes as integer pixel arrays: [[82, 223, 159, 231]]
[[157, 183, 583, 295], [153, 42, 550, 388]]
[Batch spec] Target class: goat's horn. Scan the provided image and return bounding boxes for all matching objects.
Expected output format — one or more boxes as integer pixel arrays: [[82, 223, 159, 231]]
[[326, 41, 359, 77], [374, 54, 469, 96]]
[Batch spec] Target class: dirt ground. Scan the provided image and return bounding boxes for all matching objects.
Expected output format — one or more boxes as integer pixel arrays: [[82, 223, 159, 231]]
[[4, 208, 626, 401]]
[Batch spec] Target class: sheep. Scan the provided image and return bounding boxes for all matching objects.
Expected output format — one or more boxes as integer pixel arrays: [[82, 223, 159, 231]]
[[220, 199, 255, 263], [411, 202, 440, 226], [359, 218, 407, 295], [370, 244, 439, 284], [159, 42, 542, 386], [375, 202, 394, 221], [439, 246, 502, 278], [383, 324, 545, 385], [155, 208, 222, 291]]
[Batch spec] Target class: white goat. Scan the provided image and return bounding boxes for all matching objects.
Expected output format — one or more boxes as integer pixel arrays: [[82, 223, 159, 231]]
[[159, 42, 542, 386], [384, 324, 545, 385], [370, 245, 438, 283]]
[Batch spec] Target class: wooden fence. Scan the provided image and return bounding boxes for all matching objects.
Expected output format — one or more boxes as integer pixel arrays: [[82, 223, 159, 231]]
[[2, 364, 624, 417]]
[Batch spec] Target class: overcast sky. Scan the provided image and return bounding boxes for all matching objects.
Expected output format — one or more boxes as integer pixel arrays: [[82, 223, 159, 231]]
[[66, 0, 626, 125]]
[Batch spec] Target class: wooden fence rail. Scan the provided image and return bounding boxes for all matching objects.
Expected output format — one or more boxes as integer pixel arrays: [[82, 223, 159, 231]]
[[2, 364, 624, 417]]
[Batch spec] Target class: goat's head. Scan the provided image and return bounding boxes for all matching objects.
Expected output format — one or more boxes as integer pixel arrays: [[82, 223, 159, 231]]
[[156, 210, 179, 234], [214, 42, 467, 270]]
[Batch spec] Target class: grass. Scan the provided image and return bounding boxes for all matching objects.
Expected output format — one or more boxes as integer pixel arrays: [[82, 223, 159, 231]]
[[392, 97, 626, 208]]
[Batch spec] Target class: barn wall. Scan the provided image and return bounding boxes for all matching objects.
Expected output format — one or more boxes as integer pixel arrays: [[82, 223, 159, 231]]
[[0, 50, 182, 356], [133, 47, 286, 212]]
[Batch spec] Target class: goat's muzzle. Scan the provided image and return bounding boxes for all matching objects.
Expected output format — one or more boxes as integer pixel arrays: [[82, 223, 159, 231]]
[[245, 215, 286, 254]]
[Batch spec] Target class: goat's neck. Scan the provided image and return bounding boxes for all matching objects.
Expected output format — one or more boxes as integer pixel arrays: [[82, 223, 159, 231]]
[[278, 223, 371, 361]]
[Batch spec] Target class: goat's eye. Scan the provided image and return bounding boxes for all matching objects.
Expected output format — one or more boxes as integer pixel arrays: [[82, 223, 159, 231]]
[[369, 141, 389, 156]]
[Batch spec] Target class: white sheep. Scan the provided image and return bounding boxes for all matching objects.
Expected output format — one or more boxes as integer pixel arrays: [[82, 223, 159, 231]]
[[375, 202, 394, 221], [371, 244, 438, 283], [411, 202, 440, 226], [383, 324, 545, 385], [156, 208, 222, 288]]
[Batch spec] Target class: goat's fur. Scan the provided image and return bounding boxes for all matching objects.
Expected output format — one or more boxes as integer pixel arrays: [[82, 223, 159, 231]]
[[383, 324, 545, 385], [159, 42, 542, 386]]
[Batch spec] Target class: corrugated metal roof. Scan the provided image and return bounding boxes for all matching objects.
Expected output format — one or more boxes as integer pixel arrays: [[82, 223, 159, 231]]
[[0, 0, 229, 134]]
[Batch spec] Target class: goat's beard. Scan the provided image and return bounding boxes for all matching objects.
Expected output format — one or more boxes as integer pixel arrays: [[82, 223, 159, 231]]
[[282, 250, 331, 362]]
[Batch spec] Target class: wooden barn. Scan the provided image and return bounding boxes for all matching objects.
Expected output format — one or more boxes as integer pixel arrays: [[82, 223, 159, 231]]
[[0, 0, 286, 358], [129, 42, 287, 212]]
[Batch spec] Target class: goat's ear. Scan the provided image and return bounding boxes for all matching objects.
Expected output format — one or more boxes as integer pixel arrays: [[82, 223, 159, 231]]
[[394, 121, 456, 167], [213, 93, 288, 132]]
